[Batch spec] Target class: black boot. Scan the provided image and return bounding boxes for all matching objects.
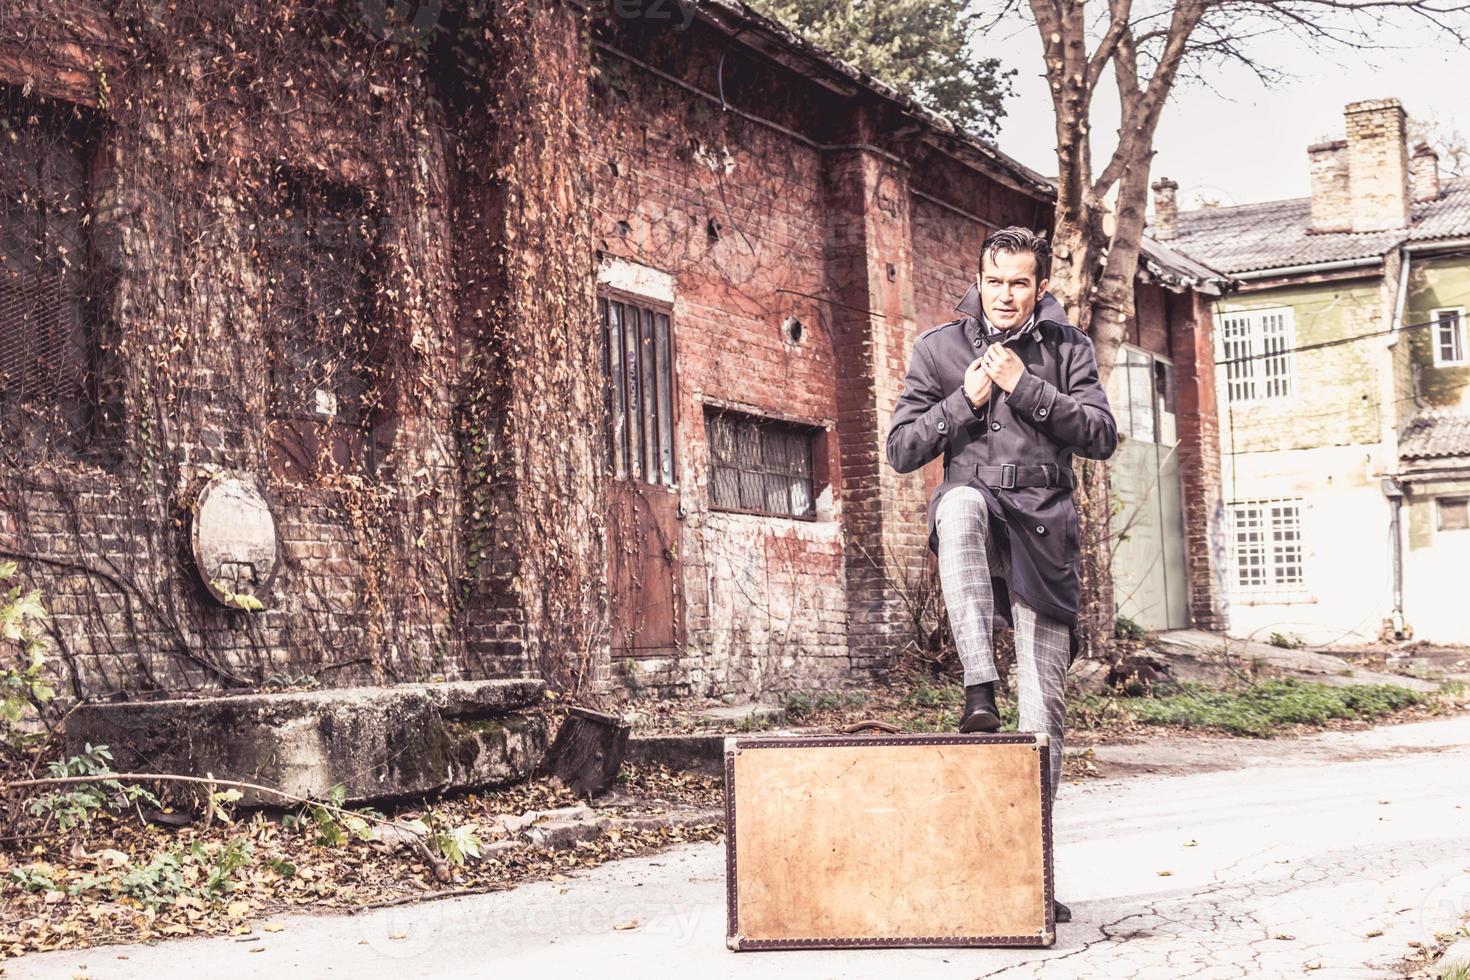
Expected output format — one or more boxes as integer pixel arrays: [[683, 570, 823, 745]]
[[959, 681, 1001, 733], [1054, 899, 1072, 923]]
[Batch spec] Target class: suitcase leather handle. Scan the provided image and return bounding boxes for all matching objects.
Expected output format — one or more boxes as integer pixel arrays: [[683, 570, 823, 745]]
[[841, 719, 901, 734]]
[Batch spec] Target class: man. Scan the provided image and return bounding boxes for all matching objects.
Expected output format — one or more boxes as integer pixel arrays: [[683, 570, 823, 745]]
[[885, 226, 1117, 925]]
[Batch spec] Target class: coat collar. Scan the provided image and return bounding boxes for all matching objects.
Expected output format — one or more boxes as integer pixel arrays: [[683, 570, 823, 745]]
[[954, 281, 1069, 345]]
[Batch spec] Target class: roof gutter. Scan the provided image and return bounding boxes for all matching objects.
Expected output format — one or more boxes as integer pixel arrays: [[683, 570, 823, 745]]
[[1231, 255, 1383, 281], [1405, 236, 1470, 254], [1389, 246, 1411, 347]]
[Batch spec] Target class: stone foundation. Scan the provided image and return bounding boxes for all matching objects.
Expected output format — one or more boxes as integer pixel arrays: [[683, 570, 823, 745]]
[[65, 679, 547, 804]]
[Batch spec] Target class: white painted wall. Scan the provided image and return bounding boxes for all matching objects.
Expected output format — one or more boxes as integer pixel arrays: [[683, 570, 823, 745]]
[[1220, 444, 1396, 646], [1402, 481, 1470, 643]]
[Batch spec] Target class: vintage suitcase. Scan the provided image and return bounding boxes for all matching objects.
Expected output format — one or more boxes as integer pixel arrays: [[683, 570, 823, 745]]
[[723, 728, 1055, 951]]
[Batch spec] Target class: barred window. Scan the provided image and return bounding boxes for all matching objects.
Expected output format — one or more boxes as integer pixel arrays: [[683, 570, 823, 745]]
[[262, 169, 388, 480], [266, 169, 382, 426], [706, 408, 818, 520], [0, 89, 96, 457], [1230, 498, 1305, 592], [600, 293, 675, 486]]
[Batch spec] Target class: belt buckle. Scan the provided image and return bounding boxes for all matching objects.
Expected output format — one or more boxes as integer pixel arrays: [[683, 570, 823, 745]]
[[1000, 463, 1016, 489]]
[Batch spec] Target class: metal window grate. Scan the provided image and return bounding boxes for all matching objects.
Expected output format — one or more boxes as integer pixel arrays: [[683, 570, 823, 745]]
[[706, 408, 815, 519], [0, 89, 94, 454], [266, 170, 381, 425], [600, 294, 676, 487]]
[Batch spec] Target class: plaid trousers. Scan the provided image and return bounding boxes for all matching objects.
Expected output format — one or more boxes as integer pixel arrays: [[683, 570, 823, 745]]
[[935, 485, 1070, 803]]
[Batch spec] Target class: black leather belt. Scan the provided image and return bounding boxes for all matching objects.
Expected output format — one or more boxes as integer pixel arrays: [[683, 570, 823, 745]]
[[972, 463, 1072, 490]]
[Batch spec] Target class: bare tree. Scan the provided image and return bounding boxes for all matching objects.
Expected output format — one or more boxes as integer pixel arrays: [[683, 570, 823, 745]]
[[993, 0, 1469, 652], [1410, 114, 1469, 175]]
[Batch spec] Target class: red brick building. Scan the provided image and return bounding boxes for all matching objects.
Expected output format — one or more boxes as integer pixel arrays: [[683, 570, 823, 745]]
[[0, 0, 1228, 704]]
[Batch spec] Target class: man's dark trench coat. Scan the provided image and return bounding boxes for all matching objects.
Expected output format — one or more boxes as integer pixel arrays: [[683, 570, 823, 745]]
[[885, 282, 1118, 660]]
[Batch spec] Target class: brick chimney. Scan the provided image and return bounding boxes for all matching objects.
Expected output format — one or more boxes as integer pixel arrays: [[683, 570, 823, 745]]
[[1151, 177, 1179, 239], [1411, 142, 1441, 202], [1308, 140, 1352, 233], [1344, 98, 1411, 231]]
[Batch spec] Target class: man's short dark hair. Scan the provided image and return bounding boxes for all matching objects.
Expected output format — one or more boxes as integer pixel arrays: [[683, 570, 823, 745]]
[[979, 226, 1052, 281]]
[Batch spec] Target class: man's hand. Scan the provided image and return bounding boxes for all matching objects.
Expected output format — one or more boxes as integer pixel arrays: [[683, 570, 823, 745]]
[[981, 344, 1026, 393], [963, 356, 992, 409]]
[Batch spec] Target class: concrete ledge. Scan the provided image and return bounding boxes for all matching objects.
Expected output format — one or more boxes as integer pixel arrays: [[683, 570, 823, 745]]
[[624, 733, 727, 777], [65, 679, 547, 805]]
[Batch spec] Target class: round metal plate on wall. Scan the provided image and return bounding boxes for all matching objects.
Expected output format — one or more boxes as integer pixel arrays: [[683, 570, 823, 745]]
[[190, 474, 279, 611]]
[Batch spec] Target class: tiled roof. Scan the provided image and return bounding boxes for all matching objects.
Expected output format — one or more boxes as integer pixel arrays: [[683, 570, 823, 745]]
[[1408, 174, 1470, 243], [1138, 235, 1234, 295], [1399, 409, 1470, 459], [1152, 176, 1470, 276]]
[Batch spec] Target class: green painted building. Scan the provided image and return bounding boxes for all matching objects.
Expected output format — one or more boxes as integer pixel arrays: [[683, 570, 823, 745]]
[[1151, 97, 1470, 645]]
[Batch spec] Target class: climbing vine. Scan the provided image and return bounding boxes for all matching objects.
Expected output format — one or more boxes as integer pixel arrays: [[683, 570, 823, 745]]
[[0, 1, 465, 702]]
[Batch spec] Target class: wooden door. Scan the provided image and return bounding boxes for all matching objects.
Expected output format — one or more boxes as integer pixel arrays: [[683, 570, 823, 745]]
[[608, 483, 681, 655], [600, 292, 683, 658]]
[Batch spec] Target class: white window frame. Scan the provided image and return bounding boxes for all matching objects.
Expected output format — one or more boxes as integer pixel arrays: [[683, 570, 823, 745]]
[[1229, 497, 1307, 595], [1430, 307, 1467, 367], [1218, 307, 1296, 403]]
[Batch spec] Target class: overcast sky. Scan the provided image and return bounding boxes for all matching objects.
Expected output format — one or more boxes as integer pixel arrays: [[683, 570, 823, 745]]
[[985, 17, 1470, 211]]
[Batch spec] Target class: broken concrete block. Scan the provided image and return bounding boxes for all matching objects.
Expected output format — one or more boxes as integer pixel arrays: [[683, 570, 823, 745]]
[[65, 679, 547, 805]]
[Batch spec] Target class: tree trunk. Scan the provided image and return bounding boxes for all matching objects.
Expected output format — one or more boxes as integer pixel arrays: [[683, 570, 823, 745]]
[[1047, 201, 1118, 661], [538, 706, 630, 798]]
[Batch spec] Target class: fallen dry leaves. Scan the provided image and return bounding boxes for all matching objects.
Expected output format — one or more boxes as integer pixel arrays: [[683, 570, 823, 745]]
[[0, 762, 722, 960]]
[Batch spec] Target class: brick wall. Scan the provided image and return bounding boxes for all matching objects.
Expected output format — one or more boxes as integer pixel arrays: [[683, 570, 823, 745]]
[[0, 3, 464, 698], [1129, 282, 1172, 358], [0, 2, 1225, 706], [589, 33, 851, 697], [1168, 290, 1229, 629]]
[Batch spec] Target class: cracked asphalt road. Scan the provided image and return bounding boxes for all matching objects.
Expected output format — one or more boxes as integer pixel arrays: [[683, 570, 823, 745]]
[[17, 714, 1470, 980]]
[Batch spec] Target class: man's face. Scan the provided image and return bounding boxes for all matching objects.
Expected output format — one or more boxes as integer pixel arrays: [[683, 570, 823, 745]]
[[978, 248, 1049, 331]]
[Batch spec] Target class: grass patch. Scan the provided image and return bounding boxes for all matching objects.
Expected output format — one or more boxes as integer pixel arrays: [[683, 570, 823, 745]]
[[896, 677, 1433, 737], [1098, 679, 1426, 737], [772, 673, 1448, 739]]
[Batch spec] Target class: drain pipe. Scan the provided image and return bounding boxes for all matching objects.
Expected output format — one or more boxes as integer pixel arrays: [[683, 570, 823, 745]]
[[1381, 477, 1407, 639], [1382, 247, 1411, 640]]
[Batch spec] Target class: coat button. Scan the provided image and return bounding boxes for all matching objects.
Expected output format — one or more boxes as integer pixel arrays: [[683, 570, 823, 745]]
[[990, 421, 1001, 431], [1036, 524, 1047, 535], [936, 419, 947, 433], [1037, 407, 1048, 417], [973, 338, 982, 348]]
